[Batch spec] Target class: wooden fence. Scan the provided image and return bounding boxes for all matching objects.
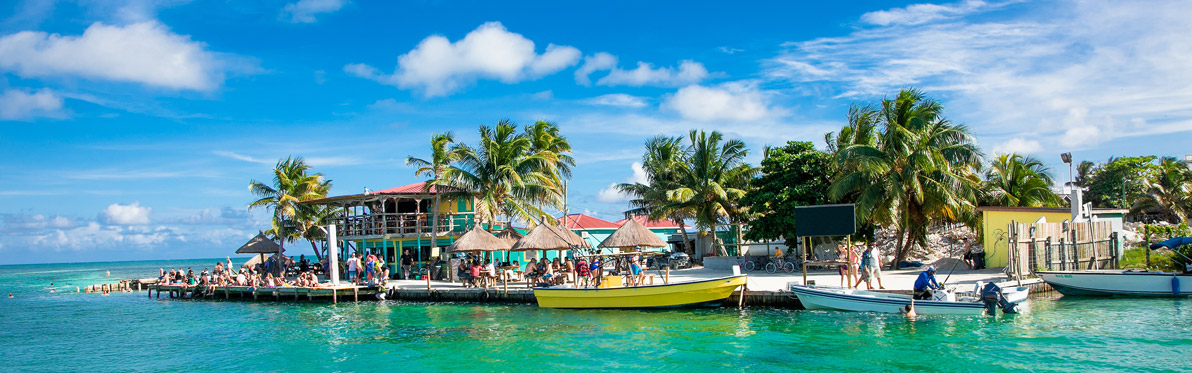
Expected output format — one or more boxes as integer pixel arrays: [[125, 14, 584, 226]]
[[1007, 221, 1118, 279]]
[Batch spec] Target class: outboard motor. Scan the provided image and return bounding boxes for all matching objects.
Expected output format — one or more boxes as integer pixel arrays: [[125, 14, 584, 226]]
[[980, 282, 1019, 315]]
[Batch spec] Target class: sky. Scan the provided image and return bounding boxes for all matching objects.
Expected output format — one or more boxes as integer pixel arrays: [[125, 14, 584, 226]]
[[2, 0, 1191, 265]]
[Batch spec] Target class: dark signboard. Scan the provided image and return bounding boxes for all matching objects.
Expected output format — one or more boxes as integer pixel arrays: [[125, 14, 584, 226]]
[[794, 204, 856, 237]]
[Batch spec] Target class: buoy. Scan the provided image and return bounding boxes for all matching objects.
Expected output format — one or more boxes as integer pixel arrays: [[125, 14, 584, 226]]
[[1173, 276, 1181, 295]]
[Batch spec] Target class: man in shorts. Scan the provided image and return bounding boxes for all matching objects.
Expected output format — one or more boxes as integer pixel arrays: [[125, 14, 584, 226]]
[[863, 246, 885, 289], [347, 253, 359, 284]]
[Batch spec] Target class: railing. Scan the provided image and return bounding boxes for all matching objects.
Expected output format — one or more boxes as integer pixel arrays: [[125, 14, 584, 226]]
[[335, 212, 476, 238]]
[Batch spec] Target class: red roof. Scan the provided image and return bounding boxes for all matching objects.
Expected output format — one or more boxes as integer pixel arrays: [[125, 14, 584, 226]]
[[614, 215, 689, 228], [557, 214, 620, 229], [367, 181, 458, 195]]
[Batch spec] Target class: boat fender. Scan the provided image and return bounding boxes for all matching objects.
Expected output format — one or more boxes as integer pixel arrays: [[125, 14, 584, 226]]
[[1173, 276, 1180, 295]]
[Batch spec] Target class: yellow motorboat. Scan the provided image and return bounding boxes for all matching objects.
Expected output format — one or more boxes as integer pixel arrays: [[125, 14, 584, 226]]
[[533, 275, 747, 309]]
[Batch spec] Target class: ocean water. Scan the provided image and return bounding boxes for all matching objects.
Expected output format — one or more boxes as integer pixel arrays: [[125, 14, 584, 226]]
[[2, 259, 1190, 372]]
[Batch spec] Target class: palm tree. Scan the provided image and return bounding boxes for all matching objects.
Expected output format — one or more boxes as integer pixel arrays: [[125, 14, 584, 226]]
[[983, 153, 1063, 208], [248, 156, 330, 273], [618, 135, 695, 252], [407, 132, 460, 247], [524, 120, 576, 184], [442, 120, 559, 228], [661, 130, 757, 256], [830, 89, 983, 268], [1132, 157, 1192, 223]]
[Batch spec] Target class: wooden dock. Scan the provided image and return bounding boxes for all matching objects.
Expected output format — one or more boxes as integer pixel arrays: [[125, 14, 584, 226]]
[[147, 284, 381, 303], [146, 278, 1055, 308]]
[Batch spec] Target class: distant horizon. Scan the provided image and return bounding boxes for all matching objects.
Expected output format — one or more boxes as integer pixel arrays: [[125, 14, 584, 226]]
[[4, 1, 1191, 264]]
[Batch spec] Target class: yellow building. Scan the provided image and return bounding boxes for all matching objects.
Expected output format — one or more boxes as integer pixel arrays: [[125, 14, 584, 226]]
[[976, 206, 1073, 268]]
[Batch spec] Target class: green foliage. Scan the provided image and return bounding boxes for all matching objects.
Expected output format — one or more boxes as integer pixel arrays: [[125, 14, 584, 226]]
[[441, 120, 570, 226], [1130, 157, 1192, 223], [983, 153, 1063, 207], [1120, 247, 1176, 271], [248, 156, 332, 259], [827, 89, 983, 268], [1086, 156, 1157, 209], [1135, 223, 1192, 270], [741, 141, 831, 244]]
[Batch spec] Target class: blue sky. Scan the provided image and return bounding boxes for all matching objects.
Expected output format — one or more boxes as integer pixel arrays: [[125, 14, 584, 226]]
[[2, 0, 1190, 264]]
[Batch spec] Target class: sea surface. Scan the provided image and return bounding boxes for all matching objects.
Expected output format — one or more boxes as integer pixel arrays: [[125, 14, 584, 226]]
[[1, 259, 1190, 372]]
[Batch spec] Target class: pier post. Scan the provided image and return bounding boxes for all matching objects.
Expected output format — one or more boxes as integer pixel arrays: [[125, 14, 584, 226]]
[[353, 287, 358, 302], [332, 288, 337, 304]]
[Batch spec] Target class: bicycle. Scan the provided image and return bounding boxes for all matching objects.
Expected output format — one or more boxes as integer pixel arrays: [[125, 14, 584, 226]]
[[737, 256, 762, 272], [765, 256, 802, 273]]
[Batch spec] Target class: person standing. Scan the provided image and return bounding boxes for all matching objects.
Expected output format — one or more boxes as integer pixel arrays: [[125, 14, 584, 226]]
[[400, 250, 413, 280], [864, 245, 885, 289], [347, 253, 359, 285]]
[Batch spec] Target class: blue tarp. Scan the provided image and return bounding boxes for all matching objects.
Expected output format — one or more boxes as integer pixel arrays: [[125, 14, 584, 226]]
[[1150, 237, 1192, 250]]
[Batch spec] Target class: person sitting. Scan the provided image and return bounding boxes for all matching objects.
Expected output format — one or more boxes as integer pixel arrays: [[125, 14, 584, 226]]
[[469, 261, 483, 288], [236, 270, 248, 286], [538, 258, 556, 286], [522, 260, 538, 285], [913, 266, 942, 300]]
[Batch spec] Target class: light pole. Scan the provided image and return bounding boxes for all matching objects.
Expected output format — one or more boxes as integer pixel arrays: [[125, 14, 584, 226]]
[[1060, 152, 1073, 188]]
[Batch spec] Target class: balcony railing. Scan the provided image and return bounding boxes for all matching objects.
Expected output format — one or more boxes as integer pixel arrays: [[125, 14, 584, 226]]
[[335, 212, 476, 239]]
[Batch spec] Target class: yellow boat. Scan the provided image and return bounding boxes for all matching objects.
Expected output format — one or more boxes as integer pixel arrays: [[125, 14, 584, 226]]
[[533, 275, 747, 309]]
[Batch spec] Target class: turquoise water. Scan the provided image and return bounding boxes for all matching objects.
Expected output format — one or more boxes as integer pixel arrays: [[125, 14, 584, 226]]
[[2, 259, 1190, 372]]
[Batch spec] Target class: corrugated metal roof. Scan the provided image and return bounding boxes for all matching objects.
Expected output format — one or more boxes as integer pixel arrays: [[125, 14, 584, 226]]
[[614, 215, 688, 229], [557, 213, 619, 229]]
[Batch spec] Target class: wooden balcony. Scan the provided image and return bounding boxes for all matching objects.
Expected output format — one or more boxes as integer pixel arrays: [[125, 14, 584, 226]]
[[334, 212, 476, 240]]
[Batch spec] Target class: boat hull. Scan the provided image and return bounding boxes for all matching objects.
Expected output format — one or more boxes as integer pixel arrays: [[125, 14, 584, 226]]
[[1038, 271, 1192, 297], [533, 275, 746, 309], [790, 286, 987, 315]]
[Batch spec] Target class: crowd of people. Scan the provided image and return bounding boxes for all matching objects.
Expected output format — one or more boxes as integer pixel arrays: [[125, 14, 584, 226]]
[[453, 253, 652, 289], [155, 256, 331, 289], [836, 245, 885, 290]]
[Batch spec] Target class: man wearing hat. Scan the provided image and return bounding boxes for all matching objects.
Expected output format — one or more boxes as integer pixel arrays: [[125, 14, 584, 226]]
[[913, 266, 942, 300]]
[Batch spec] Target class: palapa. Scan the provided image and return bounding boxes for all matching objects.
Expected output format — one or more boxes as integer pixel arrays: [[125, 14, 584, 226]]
[[236, 232, 283, 254], [449, 226, 511, 253], [598, 218, 669, 248], [495, 226, 523, 246], [511, 222, 590, 251]]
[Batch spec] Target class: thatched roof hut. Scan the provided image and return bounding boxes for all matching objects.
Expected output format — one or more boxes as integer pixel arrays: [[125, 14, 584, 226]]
[[511, 222, 590, 251], [599, 218, 669, 248], [449, 226, 511, 253], [496, 226, 523, 246], [236, 232, 282, 254]]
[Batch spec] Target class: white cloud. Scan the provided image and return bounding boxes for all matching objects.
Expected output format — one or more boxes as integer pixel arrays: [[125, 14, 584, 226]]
[[596, 182, 628, 203], [766, 1, 1192, 152], [992, 137, 1042, 155], [281, 0, 347, 23], [100, 202, 152, 225], [663, 82, 780, 122], [0, 88, 64, 120], [213, 150, 271, 164], [583, 93, 648, 108], [597, 60, 708, 87], [860, 0, 1001, 26], [0, 21, 227, 91], [346, 22, 581, 97], [595, 162, 650, 203], [574, 52, 617, 85]]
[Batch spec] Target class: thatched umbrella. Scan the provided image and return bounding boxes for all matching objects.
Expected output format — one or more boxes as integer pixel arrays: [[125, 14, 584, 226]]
[[599, 218, 668, 249], [449, 226, 511, 253], [511, 222, 590, 252], [496, 227, 523, 247], [237, 231, 283, 268]]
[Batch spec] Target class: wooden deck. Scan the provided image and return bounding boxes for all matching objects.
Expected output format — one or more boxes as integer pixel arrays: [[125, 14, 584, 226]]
[[147, 284, 382, 303]]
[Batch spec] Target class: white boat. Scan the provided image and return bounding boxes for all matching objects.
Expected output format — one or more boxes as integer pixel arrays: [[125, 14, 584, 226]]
[[790, 284, 1027, 315], [1037, 270, 1192, 297]]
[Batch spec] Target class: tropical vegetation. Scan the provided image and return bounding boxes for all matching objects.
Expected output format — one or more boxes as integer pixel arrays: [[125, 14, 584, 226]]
[[982, 154, 1064, 208], [248, 156, 332, 266], [740, 141, 831, 246], [406, 132, 460, 247]]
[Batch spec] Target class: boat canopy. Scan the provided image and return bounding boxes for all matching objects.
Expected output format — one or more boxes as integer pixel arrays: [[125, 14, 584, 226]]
[[1150, 237, 1192, 250]]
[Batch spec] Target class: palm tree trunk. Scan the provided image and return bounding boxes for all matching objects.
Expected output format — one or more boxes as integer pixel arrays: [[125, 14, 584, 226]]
[[677, 218, 692, 254], [711, 222, 728, 257], [309, 240, 323, 263], [431, 194, 440, 250]]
